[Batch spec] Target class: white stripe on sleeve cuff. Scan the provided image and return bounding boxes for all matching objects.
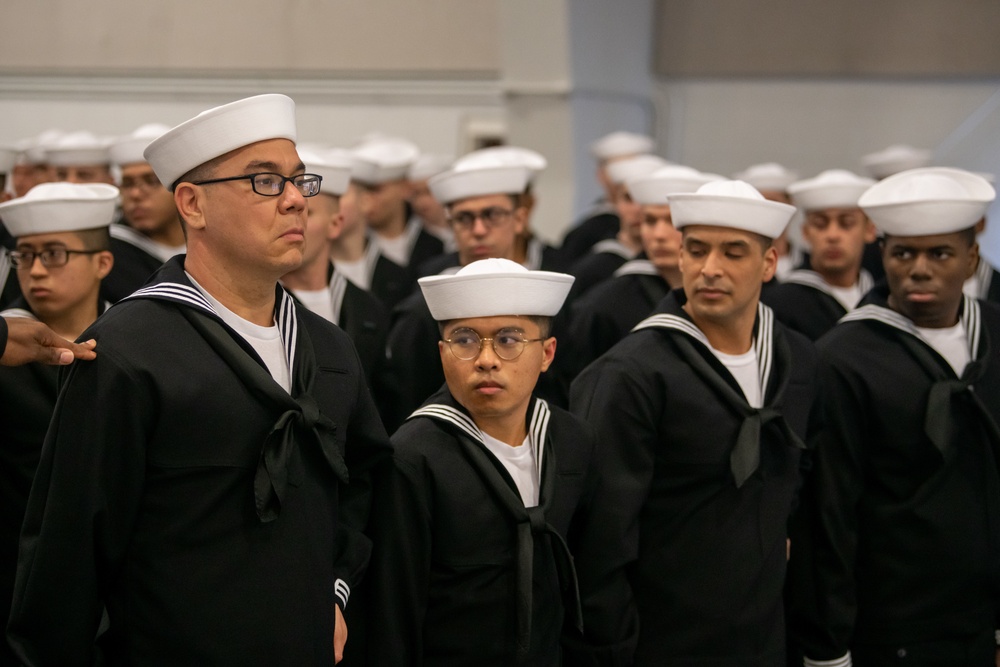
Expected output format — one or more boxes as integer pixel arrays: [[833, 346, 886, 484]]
[[804, 653, 851, 667], [334, 578, 351, 610]]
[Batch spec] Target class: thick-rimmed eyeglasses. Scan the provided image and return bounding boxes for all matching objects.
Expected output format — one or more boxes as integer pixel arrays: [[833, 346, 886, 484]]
[[9, 247, 104, 269], [449, 207, 513, 229], [191, 172, 323, 198], [442, 328, 545, 361]]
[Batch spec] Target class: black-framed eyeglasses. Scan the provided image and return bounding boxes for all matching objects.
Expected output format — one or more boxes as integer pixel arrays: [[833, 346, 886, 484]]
[[449, 207, 513, 229], [191, 172, 323, 198], [9, 247, 104, 270], [442, 328, 546, 361]]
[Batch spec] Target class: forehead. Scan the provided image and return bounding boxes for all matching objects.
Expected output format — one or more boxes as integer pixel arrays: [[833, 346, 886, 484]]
[[443, 314, 538, 335], [449, 193, 514, 212], [884, 231, 969, 249], [213, 138, 302, 173], [642, 203, 672, 217], [806, 206, 863, 218], [120, 162, 156, 178], [16, 231, 81, 247], [682, 224, 758, 245]]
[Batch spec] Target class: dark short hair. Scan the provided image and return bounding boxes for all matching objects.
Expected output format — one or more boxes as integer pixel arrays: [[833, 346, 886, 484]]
[[73, 227, 112, 251]]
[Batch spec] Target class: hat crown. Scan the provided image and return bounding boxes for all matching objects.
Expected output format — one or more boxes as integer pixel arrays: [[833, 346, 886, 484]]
[[698, 179, 765, 199], [456, 146, 547, 173], [23, 181, 119, 201], [456, 258, 527, 276]]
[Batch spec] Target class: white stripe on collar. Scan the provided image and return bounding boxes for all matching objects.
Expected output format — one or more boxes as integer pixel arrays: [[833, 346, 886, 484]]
[[975, 258, 993, 299], [363, 237, 381, 286], [328, 269, 348, 327], [110, 224, 182, 263], [613, 258, 659, 278], [840, 295, 981, 360], [410, 399, 552, 482], [633, 302, 776, 403], [525, 236, 544, 271], [124, 281, 300, 374], [0, 307, 34, 320], [0, 253, 9, 299], [783, 268, 873, 303], [591, 239, 634, 259]]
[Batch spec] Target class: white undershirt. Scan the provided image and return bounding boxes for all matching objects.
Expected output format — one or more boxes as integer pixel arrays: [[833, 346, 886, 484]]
[[916, 321, 970, 377], [709, 347, 762, 408], [479, 432, 539, 508], [291, 287, 335, 324], [333, 258, 370, 290], [828, 283, 864, 311], [187, 273, 292, 393], [374, 233, 410, 267]]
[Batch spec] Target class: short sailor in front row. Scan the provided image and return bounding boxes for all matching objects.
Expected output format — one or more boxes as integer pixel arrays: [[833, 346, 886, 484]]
[[366, 258, 597, 666]]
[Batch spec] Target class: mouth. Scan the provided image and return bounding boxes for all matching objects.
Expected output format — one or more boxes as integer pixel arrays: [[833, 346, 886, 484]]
[[475, 380, 503, 395], [281, 228, 305, 242], [695, 287, 729, 300], [905, 290, 936, 303], [29, 287, 52, 298]]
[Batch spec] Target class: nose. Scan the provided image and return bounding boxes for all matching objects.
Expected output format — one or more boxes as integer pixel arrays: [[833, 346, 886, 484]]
[[701, 248, 724, 278], [474, 337, 501, 370], [910, 252, 932, 278], [280, 180, 306, 212], [471, 215, 490, 236], [28, 254, 48, 277]]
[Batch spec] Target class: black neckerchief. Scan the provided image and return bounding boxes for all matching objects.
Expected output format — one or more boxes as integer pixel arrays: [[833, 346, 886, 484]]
[[632, 289, 805, 488], [122, 255, 349, 522], [841, 286, 1000, 465], [409, 390, 583, 662]]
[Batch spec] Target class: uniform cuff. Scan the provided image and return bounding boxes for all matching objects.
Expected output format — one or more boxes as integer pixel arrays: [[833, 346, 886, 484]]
[[804, 653, 851, 667], [335, 578, 351, 610]]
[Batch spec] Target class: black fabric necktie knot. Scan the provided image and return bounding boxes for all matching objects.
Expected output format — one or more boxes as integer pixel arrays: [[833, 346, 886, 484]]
[[255, 394, 349, 523], [732, 406, 806, 488]]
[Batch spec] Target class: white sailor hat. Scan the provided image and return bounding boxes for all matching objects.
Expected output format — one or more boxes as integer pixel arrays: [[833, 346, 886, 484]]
[[858, 167, 995, 237], [428, 161, 531, 206], [731, 163, 798, 192], [861, 144, 932, 180], [627, 165, 723, 205], [0, 182, 118, 237], [788, 169, 876, 211], [454, 146, 547, 185], [408, 153, 454, 182], [606, 154, 670, 186], [0, 147, 18, 175], [109, 123, 172, 167], [15, 130, 63, 166], [296, 146, 352, 197], [350, 136, 420, 185], [590, 131, 655, 162], [44, 131, 112, 167], [668, 179, 797, 239], [419, 257, 574, 321], [144, 94, 297, 191]]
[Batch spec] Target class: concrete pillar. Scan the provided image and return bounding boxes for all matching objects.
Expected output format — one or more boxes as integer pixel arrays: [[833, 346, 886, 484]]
[[497, 0, 656, 244]]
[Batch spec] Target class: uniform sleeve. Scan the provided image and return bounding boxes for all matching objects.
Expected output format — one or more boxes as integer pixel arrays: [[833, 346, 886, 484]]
[[380, 296, 445, 433], [364, 452, 432, 664], [789, 355, 866, 664], [7, 348, 151, 667], [564, 355, 659, 665], [333, 353, 394, 610]]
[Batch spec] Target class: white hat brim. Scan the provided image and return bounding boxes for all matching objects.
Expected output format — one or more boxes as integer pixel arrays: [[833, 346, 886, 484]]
[[667, 194, 796, 238], [419, 270, 574, 320]]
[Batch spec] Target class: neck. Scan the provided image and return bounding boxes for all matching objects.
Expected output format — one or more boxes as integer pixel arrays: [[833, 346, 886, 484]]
[[44, 295, 101, 342], [474, 409, 530, 448], [684, 302, 757, 355], [331, 226, 367, 262], [815, 263, 861, 288], [659, 265, 683, 288], [146, 217, 186, 248], [184, 251, 277, 326], [282, 254, 330, 292], [374, 207, 408, 240], [512, 236, 528, 265], [616, 229, 642, 254]]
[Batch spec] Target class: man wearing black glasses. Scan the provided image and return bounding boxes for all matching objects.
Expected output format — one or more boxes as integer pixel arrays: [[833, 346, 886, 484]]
[[7, 94, 392, 666], [366, 257, 595, 665], [380, 158, 532, 432]]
